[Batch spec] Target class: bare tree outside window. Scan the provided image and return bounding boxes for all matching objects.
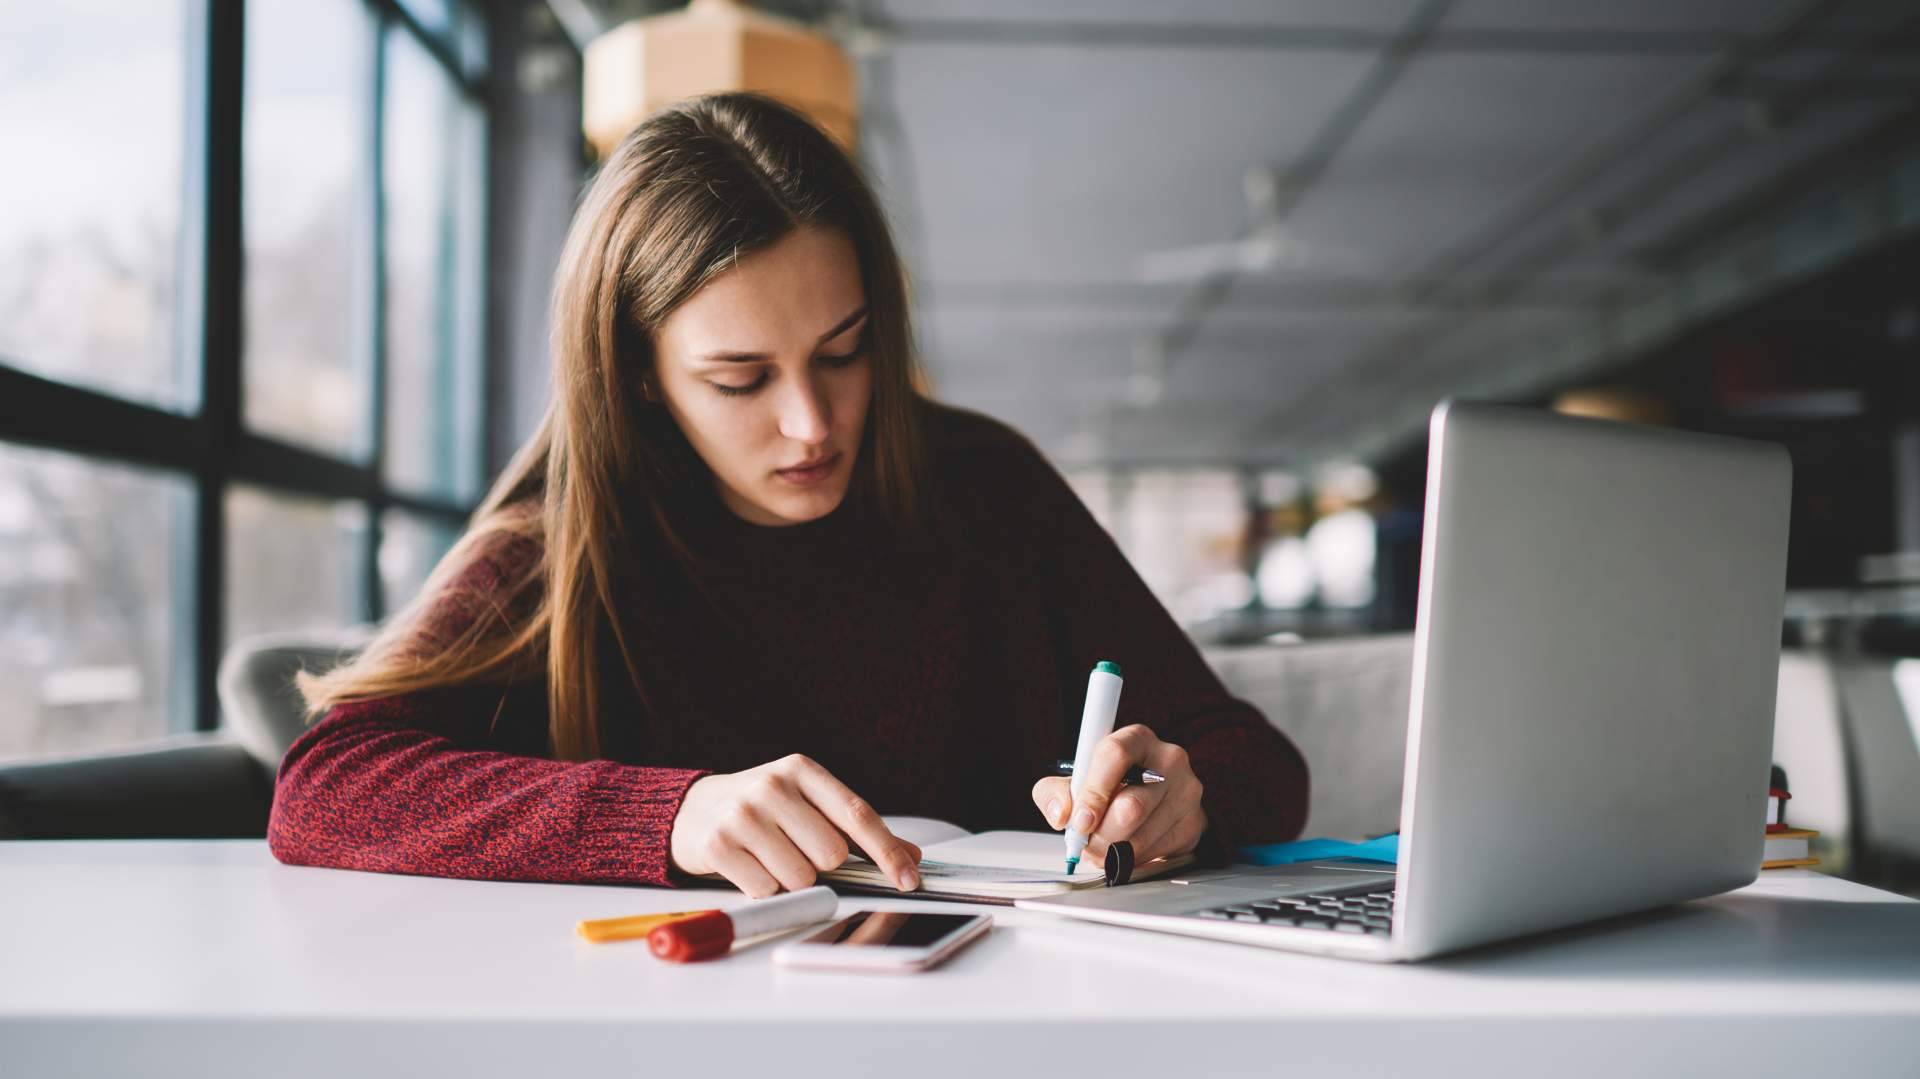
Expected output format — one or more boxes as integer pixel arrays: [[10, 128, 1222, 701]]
[[1, 3, 491, 761], [379, 510, 460, 613], [0, 1, 186, 409], [0, 446, 190, 760], [225, 486, 367, 648], [0, 4, 193, 760], [383, 26, 485, 502], [242, 0, 375, 459]]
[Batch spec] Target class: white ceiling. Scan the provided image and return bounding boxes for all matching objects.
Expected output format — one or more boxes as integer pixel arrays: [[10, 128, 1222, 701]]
[[579, 0, 1920, 468], [828, 0, 1920, 469]]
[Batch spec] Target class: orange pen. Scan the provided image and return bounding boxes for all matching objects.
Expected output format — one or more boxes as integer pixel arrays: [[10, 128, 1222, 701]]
[[575, 909, 712, 943]]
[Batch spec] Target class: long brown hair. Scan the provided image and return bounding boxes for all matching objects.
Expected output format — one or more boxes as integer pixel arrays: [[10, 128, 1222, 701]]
[[299, 92, 926, 760]]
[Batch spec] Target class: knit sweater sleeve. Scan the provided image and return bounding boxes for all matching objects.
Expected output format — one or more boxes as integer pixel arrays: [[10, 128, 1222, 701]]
[[1006, 436, 1311, 851], [266, 536, 707, 886]]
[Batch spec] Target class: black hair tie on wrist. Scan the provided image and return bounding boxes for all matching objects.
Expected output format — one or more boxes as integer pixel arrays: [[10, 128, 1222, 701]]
[[1103, 840, 1136, 887]]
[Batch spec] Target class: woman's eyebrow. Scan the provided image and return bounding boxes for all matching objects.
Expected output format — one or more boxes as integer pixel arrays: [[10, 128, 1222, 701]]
[[694, 305, 870, 364]]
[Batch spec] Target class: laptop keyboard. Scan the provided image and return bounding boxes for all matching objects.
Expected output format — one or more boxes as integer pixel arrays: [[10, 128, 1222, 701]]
[[1194, 890, 1397, 935]]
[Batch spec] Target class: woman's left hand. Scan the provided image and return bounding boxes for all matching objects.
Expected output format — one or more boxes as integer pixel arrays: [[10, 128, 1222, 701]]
[[1030, 724, 1207, 867]]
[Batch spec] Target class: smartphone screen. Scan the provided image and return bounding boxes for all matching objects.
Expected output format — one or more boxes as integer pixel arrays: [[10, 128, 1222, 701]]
[[799, 911, 981, 948]]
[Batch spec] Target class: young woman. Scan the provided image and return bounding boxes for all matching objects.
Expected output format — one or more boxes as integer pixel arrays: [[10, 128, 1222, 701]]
[[271, 93, 1309, 898]]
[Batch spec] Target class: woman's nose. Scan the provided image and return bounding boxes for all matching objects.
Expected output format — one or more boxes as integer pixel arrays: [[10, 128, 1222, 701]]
[[777, 375, 832, 444]]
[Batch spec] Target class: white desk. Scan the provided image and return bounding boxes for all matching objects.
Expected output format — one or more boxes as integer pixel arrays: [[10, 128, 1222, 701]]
[[3, 841, 1917, 1078]]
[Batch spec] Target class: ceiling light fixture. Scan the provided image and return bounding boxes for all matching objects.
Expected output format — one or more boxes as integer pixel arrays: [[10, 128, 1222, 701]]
[[582, 0, 857, 159]]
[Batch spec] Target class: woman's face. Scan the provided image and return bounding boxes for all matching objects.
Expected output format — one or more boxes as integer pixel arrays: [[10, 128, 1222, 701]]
[[652, 226, 873, 527]]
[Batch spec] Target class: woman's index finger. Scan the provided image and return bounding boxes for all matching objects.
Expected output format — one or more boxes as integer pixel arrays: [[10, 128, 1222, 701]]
[[791, 758, 919, 888]]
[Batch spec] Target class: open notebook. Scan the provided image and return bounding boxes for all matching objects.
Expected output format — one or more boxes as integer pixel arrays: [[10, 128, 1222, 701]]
[[815, 816, 1196, 903]]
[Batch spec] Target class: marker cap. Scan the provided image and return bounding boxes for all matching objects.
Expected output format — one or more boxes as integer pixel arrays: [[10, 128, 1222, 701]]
[[1095, 661, 1122, 677], [648, 909, 734, 963]]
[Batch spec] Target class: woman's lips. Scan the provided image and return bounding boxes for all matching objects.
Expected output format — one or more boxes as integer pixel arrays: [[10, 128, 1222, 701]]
[[775, 452, 841, 486]]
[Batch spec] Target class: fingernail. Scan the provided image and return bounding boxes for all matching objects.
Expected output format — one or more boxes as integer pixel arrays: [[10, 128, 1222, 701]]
[[896, 867, 919, 891], [1045, 798, 1063, 826], [1071, 808, 1095, 834]]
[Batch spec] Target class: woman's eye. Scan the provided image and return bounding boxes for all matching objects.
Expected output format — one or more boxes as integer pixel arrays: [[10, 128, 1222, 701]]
[[711, 375, 767, 397], [708, 350, 864, 398]]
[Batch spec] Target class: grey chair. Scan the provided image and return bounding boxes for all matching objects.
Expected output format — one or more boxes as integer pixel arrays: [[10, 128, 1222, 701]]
[[0, 630, 366, 839], [217, 630, 369, 772], [1203, 634, 1416, 840], [1832, 655, 1920, 867]]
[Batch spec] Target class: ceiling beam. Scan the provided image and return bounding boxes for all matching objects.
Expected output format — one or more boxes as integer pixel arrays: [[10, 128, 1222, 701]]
[[871, 17, 1917, 57], [923, 277, 1624, 313], [1314, 102, 1920, 467], [1156, 0, 1454, 366], [1307, 6, 1920, 454], [1240, 0, 1872, 454]]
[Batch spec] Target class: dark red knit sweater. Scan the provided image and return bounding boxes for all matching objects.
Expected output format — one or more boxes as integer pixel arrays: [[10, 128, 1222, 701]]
[[267, 402, 1310, 886]]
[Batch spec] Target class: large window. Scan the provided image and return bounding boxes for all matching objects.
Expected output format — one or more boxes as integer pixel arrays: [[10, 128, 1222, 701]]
[[225, 486, 370, 645], [0, 445, 193, 757], [383, 25, 486, 501], [1065, 468, 1255, 624], [0, 1, 189, 411], [242, 0, 375, 459], [0, 0, 491, 761]]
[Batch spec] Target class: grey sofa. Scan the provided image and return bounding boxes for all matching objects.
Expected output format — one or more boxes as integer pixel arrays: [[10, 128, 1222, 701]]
[[0, 733, 273, 839], [1206, 638, 1913, 866], [0, 631, 1413, 842], [0, 631, 1907, 868]]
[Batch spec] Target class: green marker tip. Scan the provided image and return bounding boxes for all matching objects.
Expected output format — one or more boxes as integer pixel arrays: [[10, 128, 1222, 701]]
[[1065, 857, 1079, 875]]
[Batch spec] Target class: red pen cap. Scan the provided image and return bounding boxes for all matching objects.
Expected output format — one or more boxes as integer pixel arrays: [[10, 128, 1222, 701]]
[[647, 910, 734, 963]]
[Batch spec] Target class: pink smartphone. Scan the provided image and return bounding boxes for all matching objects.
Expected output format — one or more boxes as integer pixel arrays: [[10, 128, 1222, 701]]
[[772, 911, 992, 973]]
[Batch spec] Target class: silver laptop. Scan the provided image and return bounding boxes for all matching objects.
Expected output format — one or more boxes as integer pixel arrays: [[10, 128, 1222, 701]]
[[1018, 401, 1793, 962]]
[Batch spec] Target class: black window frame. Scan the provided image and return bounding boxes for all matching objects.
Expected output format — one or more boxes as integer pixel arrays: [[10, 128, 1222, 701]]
[[0, 0, 494, 736]]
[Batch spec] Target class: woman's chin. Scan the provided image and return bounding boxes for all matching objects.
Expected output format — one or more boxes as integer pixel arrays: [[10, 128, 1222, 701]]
[[726, 479, 848, 527], [766, 484, 847, 524]]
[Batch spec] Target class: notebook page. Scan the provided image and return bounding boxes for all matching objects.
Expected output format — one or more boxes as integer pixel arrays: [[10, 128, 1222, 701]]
[[917, 831, 1086, 877], [881, 816, 973, 849]]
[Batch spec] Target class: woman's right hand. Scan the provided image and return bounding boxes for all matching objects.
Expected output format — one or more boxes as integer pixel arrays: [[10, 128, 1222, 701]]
[[668, 754, 922, 898]]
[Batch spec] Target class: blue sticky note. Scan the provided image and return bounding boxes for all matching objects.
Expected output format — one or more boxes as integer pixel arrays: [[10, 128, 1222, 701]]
[[1237, 833, 1399, 866]]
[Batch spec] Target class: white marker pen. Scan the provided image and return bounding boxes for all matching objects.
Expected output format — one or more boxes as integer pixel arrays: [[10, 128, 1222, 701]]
[[647, 885, 838, 963], [1064, 660, 1124, 874]]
